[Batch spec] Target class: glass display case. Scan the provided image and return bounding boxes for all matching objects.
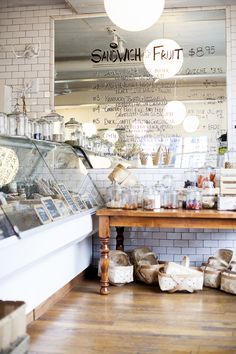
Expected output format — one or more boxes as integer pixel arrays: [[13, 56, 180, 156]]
[[0, 135, 104, 238]]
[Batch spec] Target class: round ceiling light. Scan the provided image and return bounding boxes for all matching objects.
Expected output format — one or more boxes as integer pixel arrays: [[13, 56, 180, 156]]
[[104, 0, 165, 32], [163, 101, 186, 126], [183, 115, 200, 133], [143, 39, 184, 79], [104, 129, 119, 144]]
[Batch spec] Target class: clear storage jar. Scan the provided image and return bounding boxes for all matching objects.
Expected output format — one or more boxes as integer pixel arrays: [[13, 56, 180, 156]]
[[186, 187, 202, 210], [122, 187, 138, 210], [106, 183, 123, 209], [143, 187, 155, 210], [163, 189, 179, 209], [202, 181, 216, 209], [0, 112, 8, 135]]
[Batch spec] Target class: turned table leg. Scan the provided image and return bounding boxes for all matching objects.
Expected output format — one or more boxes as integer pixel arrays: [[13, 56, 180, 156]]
[[99, 216, 110, 295], [116, 226, 124, 251]]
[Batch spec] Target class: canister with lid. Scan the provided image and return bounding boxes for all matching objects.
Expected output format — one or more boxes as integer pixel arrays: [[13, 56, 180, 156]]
[[106, 183, 123, 209], [186, 187, 202, 210], [0, 112, 7, 135], [122, 187, 138, 210]]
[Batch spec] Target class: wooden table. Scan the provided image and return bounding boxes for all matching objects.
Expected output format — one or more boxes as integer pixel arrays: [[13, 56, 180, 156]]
[[96, 208, 236, 294]]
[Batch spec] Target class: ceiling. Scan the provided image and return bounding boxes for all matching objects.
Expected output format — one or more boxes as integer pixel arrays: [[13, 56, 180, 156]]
[[1, 0, 235, 11]]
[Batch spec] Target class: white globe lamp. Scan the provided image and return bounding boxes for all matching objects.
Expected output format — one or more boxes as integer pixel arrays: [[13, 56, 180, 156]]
[[144, 38, 184, 79], [183, 115, 200, 133], [163, 101, 186, 126], [104, 0, 165, 32], [104, 130, 119, 144]]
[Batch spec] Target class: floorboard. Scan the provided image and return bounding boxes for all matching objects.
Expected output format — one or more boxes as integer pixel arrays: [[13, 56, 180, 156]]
[[28, 279, 236, 354]]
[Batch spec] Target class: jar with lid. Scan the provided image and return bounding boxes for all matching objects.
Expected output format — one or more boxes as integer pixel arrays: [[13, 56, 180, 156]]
[[121, 187, 138, 210], [184, 169, 197, 188], [65, 118, 82, 143], [133, 184, 144, 208], [7, 103, 28, 137], [202, 181, 216, 209], [0, 112, 7, 135], [143, 186, 155, 210], [186, 187, 202, 210], [42, 110, 65, 142], [163, 188, 179, 209], [106, 183, 123, 208], [197, 166, 216, 188]]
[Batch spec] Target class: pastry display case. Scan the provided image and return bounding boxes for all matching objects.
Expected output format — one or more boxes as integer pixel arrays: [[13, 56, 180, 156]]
[[0, 135, 104, 238]]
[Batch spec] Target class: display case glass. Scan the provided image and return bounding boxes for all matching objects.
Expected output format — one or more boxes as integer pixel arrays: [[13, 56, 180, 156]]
[[0, 135, 103, 238]]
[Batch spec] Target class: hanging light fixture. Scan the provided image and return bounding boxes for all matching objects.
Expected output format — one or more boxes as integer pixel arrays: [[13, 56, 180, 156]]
[[104, 0, 165, 32], [163, 100, 186, 126], [143, 38, 184, 79], [183, 115, 200, 133]]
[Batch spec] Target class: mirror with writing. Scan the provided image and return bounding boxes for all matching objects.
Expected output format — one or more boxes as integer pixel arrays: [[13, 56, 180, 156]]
[[54, 9, 226, 168]]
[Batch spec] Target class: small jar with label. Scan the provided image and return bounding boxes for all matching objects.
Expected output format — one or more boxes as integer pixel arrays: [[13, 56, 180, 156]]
[[186, 187, 202, 210]]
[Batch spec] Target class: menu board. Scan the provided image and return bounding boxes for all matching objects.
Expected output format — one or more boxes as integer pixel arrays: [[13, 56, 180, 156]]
[[41, 197, 61, 220], [56, 183, 80, 214]]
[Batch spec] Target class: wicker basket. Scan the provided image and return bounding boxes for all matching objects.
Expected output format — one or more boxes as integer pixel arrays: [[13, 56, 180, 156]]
[[98, 250, 133, 286], [203, 266, 222, 288], [158, 265, 204, 293], [220, 270, 236, 295], [130, 247, 159, 284]]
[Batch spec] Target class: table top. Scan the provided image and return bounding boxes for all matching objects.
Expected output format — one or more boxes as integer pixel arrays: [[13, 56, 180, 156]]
[[96, 208, 236, 219]]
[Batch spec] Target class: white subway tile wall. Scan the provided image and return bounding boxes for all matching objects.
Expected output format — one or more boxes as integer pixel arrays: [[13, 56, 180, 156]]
[[0, 3, 73, 118], [89, 168, 236, 266], [1, 4, 236, 266]]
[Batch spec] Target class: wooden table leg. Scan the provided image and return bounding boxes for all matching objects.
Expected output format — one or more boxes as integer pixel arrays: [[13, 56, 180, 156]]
[[99, 216, 110, 295], [116, 226, 124, 251]]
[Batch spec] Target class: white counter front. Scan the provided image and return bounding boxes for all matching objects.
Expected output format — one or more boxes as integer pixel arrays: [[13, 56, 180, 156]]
[[0, 212, 96, 314]]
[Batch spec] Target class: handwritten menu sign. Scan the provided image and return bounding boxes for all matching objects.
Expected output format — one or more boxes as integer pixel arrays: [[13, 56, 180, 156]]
[[41, 197, 61, 220], [75, 195, 88, 210], [57, 183, 80, 214], [86, 65, 227, 167], [34, 204, 51, 224]]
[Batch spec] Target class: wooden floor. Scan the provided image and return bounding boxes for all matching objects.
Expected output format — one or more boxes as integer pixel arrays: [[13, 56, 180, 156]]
[[28, 278, 236, 354]]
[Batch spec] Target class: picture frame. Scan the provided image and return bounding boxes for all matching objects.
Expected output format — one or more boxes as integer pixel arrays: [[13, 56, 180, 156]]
[[74, 195, 88, 211], [56, 183, 80, 214], [34, 204, 52, 224], [82, 194, 94, 209], [41, 197, 62, 220]]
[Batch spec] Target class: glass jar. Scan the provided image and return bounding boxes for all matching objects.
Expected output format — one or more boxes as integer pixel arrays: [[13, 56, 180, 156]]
[[197, 166, 216, 188], [106, 183, 123, 208], [133, 184, 144, 208], [184, 169, 197, 188], [122, 187, 138, 210], [186, 187, 202, 210], [143, 187, 155, 210], [8, 104, 28, 137], [202, 181, 216, 209], [0, 112, 7, 135], [163, 188, 179, 209], [43, 110, 65, 142], [65, 117, 82, 143]]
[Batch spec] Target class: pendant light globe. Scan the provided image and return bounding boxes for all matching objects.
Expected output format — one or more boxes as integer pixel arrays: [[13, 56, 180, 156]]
[[104, 0, 165, 32]]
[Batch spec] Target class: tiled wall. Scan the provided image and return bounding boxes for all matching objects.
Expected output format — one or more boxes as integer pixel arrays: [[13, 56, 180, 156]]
[[227, 5, 236, 150], [0, 3, 73, 118], [89, 168, 236, 266], [1, 3, 236, 266]]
